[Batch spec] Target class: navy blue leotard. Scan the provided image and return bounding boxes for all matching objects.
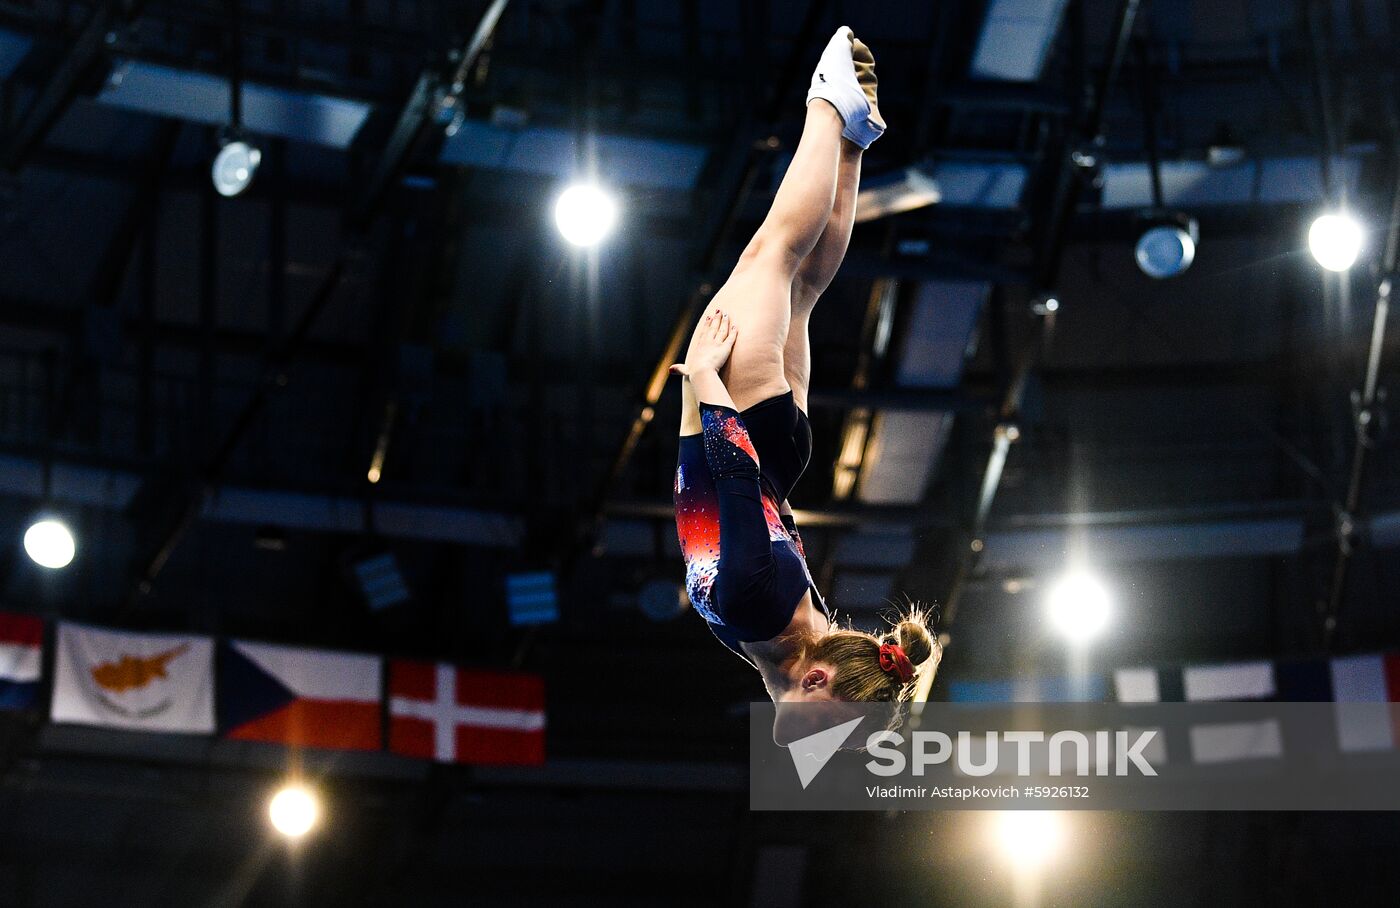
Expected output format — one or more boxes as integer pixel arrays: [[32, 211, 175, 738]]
[[674, 396, 828, 661]]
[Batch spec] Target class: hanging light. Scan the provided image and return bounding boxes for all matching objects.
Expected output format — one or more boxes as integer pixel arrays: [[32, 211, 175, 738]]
[[212, 0, 259, 197], [23, 516, 75, 569], [1044, 571, 1112, 643], [1134, 211, 1199, 279], [1308, 212, 1364, 272], [212, 137, 262, 197], [268, 783, 321, 839], [991, 811, 1066, 866], [554, 183, 619, 247]]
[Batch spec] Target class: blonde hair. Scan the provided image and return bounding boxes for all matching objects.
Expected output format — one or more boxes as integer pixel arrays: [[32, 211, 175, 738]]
[[802, 604, 942, 707]]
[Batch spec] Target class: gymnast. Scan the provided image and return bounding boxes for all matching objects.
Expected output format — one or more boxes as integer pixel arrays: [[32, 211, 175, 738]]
[[671, 27, 941, 743]]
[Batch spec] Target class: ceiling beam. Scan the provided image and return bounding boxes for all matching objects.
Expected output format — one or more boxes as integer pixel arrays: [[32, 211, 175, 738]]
[[0, 0, 148, 174], [124, 0, 515, 604]]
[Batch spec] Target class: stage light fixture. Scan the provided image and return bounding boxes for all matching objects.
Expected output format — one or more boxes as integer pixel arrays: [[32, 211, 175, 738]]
[[23, 517, 75, 569], [992, 811, 1064, 866], [212, 138, 262, 197], [1044, 571, 1111, 643], [269, 784, 320, 839], [1134, 212, 1198, 279], [1308, 212, 1363, 272], [554, 183, 618, 247]]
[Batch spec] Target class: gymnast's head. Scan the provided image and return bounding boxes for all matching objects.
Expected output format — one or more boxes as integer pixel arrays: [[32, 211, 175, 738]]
[[771, 606, 942, 746]]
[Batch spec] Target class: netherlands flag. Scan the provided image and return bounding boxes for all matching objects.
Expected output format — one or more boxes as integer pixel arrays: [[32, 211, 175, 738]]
[[219, 640, 382, 751], [0, 612, 42, 710]]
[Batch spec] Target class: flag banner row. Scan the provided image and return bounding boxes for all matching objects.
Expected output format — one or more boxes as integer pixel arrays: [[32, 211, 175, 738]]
[[948, 652, 1400, 764], [0, 612, 544, 766], [948, 652, 1400, 705]]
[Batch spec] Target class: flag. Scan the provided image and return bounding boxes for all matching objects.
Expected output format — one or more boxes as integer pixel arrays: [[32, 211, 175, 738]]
[[51, 623, 214, 733], [219, 640, 381, 751], [1112, 665, 1185, 702], [1182, 660, 1279, 764], [0, 612, 42, 710], [388, 660, 544, 765], [505, 572, 559, 626], [1183, 660, 1275, 701], [1117, 662, 1279, 765], [1330, 652, 1400, 702], [1329, 653, 1400, 752]]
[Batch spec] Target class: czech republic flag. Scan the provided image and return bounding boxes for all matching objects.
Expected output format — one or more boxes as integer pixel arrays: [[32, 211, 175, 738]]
[[219, 640, 381, 751]]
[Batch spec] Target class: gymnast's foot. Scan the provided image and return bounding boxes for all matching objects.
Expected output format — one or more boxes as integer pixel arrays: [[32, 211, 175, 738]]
[[850, 34, 885, 134], [805, 26, 885, 149]]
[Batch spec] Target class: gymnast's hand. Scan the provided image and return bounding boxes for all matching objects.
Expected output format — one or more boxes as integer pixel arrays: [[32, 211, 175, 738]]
[[670, 310, 737, 378]]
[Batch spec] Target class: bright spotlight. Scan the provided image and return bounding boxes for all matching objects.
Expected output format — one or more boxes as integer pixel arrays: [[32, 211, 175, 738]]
[[1134, 212, 1198, 279], [554, 183, 618, 247], [1045, 571, 1111, 642], [1308, 212, 1363, 271], [269, 784, 320, 839], [212, 140, 262, 197], [24, 518, 75, 569], [993, 811, 1065, 866]]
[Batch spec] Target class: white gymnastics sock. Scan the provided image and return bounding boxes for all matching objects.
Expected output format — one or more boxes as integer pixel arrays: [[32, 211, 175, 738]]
[[805, 26, 885, 149]]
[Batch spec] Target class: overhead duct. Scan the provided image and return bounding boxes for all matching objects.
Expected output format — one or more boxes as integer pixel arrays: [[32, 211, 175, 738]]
[[439, 119, 709, 191], [98, 60, 373, 149], [853, 165, 941, 222], [1100, 154, 1364, 209], [980, 516, 1307, 572], [0, 454, 522, 547], [970, 0, 1072, 82], [896, 281, 987, 388], [855, 160, 1028, 222], [855, 410, 954, 506]]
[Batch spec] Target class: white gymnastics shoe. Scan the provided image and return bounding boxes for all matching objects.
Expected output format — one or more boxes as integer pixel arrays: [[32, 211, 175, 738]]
[[805, 26, 885, 149]]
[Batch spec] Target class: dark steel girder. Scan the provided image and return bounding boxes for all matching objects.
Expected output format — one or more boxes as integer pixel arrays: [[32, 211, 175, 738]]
[[934, 0, 1144, 638], [582, 0, 834, 559], [0, 0, 148, 175], [1321, 147, 1400, 649], [124, 0, 514, 604]]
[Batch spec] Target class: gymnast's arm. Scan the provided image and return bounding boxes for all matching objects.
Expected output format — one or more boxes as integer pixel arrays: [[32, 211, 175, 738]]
[[676, 313, 783, 611], [690, 379, 783, 611]]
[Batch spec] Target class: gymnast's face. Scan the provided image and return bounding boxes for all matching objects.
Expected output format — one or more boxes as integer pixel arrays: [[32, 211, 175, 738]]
[[771, 661, 864, 745]]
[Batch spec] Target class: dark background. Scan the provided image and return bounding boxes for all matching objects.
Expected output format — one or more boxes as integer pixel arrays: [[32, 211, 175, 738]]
[[1, 0, 1399, 904]]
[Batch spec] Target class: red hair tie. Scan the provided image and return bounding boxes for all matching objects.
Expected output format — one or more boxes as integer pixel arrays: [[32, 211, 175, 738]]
[[878, 643, 914, 684]]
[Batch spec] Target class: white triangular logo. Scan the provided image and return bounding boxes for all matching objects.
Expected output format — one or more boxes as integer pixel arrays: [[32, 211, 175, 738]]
[[787, 716, 864, 789]]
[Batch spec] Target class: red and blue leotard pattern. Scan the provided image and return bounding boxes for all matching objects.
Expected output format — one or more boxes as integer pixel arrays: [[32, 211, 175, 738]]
[[674, 403, 826, 659]]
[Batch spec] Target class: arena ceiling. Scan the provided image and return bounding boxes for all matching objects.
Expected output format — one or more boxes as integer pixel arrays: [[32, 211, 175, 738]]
[[1, 0, 1399, 904]]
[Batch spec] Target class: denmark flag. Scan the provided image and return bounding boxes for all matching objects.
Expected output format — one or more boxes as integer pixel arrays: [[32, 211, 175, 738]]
[[388, 660, 545, 765]]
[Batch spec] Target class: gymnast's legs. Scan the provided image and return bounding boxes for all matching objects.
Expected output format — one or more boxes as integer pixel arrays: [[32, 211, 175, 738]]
[[679, 27, 879, 436]]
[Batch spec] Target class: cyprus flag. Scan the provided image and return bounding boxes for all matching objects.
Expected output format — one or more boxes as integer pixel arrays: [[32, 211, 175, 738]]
[[51, 622, 215, 733]]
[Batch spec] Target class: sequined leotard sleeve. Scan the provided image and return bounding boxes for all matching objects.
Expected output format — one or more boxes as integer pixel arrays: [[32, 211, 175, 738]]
[[673, 402, 824, 658]]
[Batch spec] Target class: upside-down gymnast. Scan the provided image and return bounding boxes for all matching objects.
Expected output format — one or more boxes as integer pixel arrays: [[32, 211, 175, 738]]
[[671, 27, 942, 743]]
